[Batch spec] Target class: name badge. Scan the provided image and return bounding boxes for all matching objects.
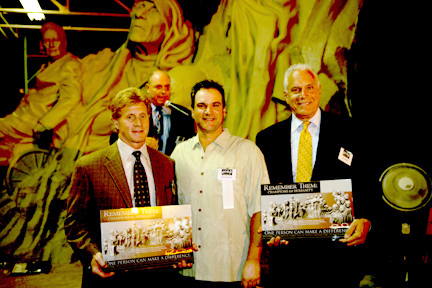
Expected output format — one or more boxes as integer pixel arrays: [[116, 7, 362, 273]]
[[218, 169, 236, 209], [338, 147, 353, 166]]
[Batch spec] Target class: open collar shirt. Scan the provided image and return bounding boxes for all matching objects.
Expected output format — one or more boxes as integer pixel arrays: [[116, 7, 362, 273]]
[[171, 129, 270, 282]]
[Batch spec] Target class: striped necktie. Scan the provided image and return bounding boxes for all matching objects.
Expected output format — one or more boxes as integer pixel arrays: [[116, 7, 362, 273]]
[[132, 151, 150, 207], [296, 121, 312, 183]]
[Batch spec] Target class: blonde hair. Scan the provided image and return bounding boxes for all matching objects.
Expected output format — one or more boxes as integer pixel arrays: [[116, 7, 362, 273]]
[[110, 87, 151, 132]]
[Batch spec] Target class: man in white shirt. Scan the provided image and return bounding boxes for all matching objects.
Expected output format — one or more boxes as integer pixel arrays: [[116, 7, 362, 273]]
[[171, 80, 270, 288]]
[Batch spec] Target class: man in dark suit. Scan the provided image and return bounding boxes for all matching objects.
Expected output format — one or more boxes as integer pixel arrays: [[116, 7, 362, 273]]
[[256, 64, 371, 287], [257, 106, 355, 184], [144, 70, 195, 155], [65, 87, 177, 287]]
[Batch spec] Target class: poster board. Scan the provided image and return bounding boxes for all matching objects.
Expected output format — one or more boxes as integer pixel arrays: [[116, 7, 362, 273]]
[[261, 179, 353, 241], [100, 205, 193, 271]]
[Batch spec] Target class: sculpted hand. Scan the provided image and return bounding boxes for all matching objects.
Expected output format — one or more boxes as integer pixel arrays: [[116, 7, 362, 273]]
[[339, 218, 370, 246], [33, 122, 47, 134], [241, 259, 261, 288], [91, 252, 115, 278]]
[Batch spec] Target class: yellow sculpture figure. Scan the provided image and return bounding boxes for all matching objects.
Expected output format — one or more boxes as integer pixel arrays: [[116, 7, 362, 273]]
[[0, 0, 362, 264], [0, 0, 194, 264], [0, 21, 84, 264], [169, 0, 362, 141], [75, 0, 194, 155], [0, 22, 83, 165]]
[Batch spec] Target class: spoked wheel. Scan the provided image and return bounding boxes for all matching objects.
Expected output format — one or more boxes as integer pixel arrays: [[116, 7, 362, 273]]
[[6, 149, 50, 193]]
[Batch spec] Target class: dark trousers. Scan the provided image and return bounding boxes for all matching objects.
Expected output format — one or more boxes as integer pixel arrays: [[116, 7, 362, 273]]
[[263, 239, 367, 288], [81, 266, 183, 287], [181, 275, 242, 288]]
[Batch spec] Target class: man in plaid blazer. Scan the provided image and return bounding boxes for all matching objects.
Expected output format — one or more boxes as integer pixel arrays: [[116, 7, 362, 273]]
[[65, 87, 177, 287]]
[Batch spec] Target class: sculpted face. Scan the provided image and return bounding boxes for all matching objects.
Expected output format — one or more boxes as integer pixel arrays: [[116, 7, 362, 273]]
[[129, 1, 166, 44], [42, 29, 67, 60], [284, 70, 321, 121], [114, 102, 150, 149]]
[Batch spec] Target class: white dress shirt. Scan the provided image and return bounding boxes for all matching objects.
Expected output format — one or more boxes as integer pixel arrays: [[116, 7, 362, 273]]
[[117, 138, 156, 206], [171, 129, 270, 282], [291, 109, 321, 182]]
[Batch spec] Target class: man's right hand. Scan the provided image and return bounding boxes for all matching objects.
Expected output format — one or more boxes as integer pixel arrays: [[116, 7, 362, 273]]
[[267, 236, 289, 247], [258, 227, 289, 247], [91, 252, 115, 278]]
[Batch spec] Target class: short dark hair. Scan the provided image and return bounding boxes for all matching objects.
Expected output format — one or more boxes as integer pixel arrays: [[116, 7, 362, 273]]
[[191, 80, 225, 108]]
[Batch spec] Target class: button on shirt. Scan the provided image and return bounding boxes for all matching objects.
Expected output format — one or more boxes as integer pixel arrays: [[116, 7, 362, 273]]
[[117, 139, 156, 207], [291, 109, 321, 182], [171, 129, 270, 282]]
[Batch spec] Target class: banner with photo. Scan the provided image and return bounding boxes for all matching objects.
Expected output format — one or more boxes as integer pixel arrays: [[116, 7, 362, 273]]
[[100, 205, 193, 271], [261, 179, 353, 241]]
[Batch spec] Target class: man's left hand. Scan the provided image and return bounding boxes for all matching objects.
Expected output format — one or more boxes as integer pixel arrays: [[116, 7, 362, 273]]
[[241, 259, 261, 288], [172, 259, 193, 269], [33, 122, 47, 134], [173, 243, 198, 269], [339, 218, 371, 246]]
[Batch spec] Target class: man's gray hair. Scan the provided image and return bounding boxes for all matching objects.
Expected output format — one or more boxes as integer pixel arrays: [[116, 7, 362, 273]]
[[283, 63, 320, 92]]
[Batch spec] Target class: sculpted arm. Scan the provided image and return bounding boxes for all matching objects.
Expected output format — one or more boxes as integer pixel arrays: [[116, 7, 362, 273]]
[[35, 57, 83, 132]]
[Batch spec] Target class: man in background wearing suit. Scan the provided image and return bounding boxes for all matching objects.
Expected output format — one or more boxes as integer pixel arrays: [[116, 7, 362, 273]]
[[144, 70, 195, 155], [65, 87, 177, 287], [256, 64, 371, 287]]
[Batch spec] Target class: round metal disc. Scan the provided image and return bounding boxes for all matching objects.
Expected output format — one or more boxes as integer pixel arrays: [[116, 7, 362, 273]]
[[379, 163, 432, 211]]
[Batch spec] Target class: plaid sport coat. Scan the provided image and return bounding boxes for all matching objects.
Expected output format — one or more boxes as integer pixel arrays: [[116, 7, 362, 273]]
[[65, 142, 176, 265]]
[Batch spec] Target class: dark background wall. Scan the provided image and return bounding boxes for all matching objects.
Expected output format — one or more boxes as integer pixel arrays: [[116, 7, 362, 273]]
[[350, 2, 432, 284]]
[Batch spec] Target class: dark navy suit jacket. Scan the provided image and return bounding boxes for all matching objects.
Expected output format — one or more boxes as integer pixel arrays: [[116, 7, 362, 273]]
[[256, 111, 367, 219], [149, 103, 195, 155], [256, 111, 373, 287]]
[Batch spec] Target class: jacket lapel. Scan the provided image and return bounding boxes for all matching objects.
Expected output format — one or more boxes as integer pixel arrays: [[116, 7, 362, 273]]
[[148, 147, 168, 206], [311, 111, 327, 181], [283, 117, 294, 182], [105, 143, 133, 208]]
